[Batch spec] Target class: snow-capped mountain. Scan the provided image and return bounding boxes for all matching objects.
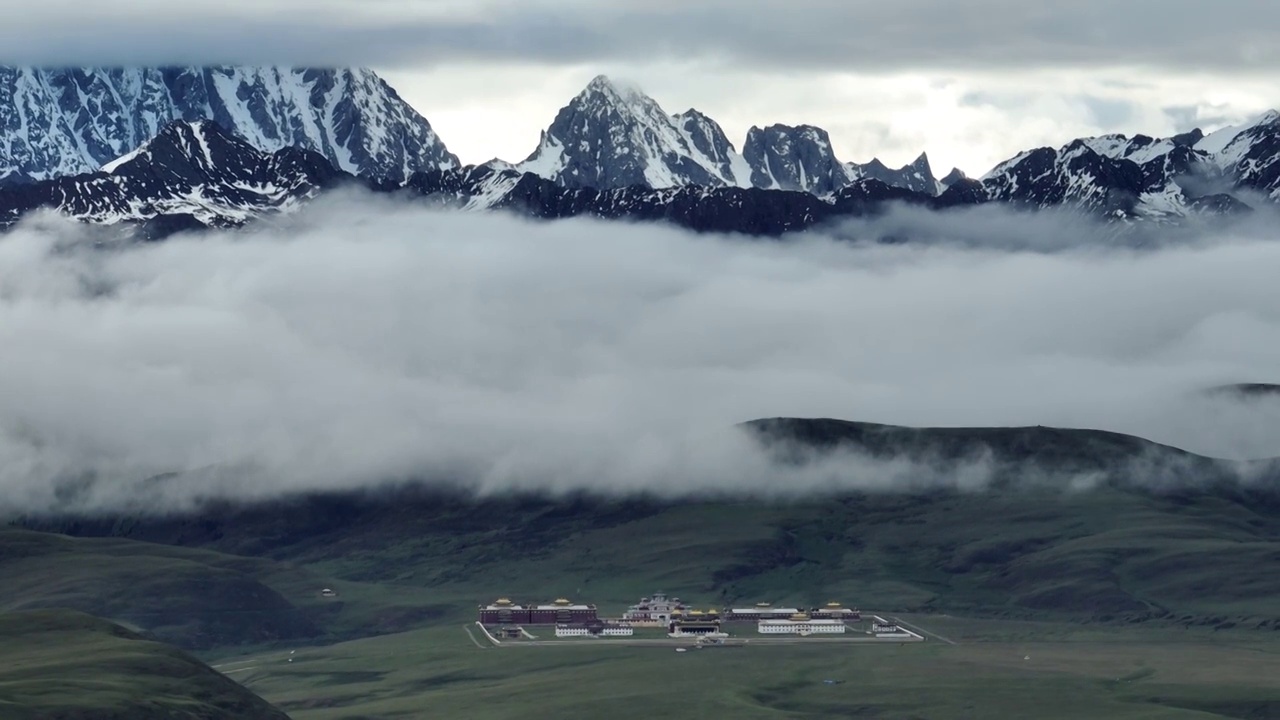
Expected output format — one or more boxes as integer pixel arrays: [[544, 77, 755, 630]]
[[2, 69, 1278, 238], [514, 76, 943, 197], [738, 124, 948, 196], [0, 118, 933, 238], [2, 115, 1276, 242], [977, 111, 1280, 217], [499, 74, 1280, 216], [741, 124, 852, 195], [515, 75, 752, 189], [849, 153, 944, 196], [980, 142, 1150, 216], [0, 120, 344, 229], [1201, 110, 1280, 199], [0, 67, 457, 184]]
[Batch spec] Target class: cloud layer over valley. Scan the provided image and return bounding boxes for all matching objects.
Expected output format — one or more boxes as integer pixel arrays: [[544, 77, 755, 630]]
[[1, 198, 1279, 512]]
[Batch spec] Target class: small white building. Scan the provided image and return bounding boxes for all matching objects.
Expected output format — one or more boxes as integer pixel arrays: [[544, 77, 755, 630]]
[[758, 619, 847, 635], [727, 605, 802, 622], [871, 620, 904, 635], [555, 623, 634, 638]]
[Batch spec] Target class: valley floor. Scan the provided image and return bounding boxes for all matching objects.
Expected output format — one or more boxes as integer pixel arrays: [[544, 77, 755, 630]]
[[219, 615, 1280, 720]]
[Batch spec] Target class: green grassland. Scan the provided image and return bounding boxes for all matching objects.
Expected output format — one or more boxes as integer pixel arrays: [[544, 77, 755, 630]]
[[0, 529, 443, 653], [224, 620, 1280, 720], [77, 483, 1277, 632], [6, 419, 1280, 717], [9, 479, 1280, 652], [20, 421, 1276, 634], [0, 610, 287, 720]]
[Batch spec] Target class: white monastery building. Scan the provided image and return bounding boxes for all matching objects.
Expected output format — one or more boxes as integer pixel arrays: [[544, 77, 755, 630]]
[[554, 623, 635, 638], [758, 615, 848, 635]]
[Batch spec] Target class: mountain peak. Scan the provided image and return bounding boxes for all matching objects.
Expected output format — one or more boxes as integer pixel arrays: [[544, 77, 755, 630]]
[[0, 66, 456, 183], [580, 74, 649, 105], [99, 118, 336, 192], [741, 124, 846, 194], [517, 75, 748, 189], [6, 118, 343, 230], [102, 119, 214, 173], [103, 119, 246, 177], [849, 153, 942, 196]]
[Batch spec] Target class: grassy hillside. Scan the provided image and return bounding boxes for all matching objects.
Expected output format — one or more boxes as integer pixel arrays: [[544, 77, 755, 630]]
[[0, 530, 442, 652], [11, 420, 1280, 634], [0, 610, 289, 720], [6, 419, 1280, 717]]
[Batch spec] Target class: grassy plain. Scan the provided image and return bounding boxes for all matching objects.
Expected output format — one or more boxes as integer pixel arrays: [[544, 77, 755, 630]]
[[223, 619, 1280, 720]]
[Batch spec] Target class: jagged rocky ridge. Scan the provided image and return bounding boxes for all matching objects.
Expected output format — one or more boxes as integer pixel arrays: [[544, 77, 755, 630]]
[[0, 118, 937, 238], [978, 112, 1280, 217], [0, 120, 347, 234], [2, 112, 1279, 240], [500, 75, 1280, 218], [508, 75, 950, 197], [2, 66, 1279, 236], [0, 66, 457, 184]]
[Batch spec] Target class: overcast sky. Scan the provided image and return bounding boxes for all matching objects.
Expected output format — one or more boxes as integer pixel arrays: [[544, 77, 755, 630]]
[[1, 1, 1277, 175]]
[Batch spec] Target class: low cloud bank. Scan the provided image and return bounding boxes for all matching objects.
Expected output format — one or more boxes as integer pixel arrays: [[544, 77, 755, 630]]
[[1, 199, 1279, 513]]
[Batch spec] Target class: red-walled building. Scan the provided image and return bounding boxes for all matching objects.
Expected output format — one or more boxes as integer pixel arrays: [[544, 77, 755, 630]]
[[478, 597, 598, 626], [528, 598, 598, 625], [478, 598, 532, 625]]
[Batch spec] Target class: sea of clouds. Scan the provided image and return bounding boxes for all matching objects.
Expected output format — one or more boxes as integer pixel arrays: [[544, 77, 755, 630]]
[[1, 195, 1278, 512]]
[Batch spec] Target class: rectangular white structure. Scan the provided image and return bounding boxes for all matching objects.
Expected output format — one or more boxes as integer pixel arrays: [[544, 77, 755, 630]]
[[757, 619, 847, 634], [555, 624, 635, 638]]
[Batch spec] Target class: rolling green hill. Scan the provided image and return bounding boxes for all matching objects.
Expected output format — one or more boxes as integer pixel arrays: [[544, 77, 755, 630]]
[[0, 530, 443, 652], [13, 420, 1280, 633], [7, 419, 1280, 718], [0, 610, 289, 720]]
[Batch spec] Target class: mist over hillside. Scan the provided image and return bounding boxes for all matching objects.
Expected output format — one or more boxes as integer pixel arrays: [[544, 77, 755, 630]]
[[1, 195, 1279, 514]]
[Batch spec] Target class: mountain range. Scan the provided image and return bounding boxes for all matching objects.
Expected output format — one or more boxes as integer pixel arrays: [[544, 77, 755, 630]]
[[0, 66, 1278, 235], [0, 67, 457, 183], [501, 75, 950, 196]]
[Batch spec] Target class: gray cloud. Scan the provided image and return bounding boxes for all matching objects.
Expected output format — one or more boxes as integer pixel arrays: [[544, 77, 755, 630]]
[[1, 197, 1279, 513], [0, 0, 1277, 72]]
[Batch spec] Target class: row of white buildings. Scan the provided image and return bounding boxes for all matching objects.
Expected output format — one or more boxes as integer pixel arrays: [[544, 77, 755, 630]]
[[554, 623, 635, 638], [757, 618, 847, 634], [622, 593, 861, 624]]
